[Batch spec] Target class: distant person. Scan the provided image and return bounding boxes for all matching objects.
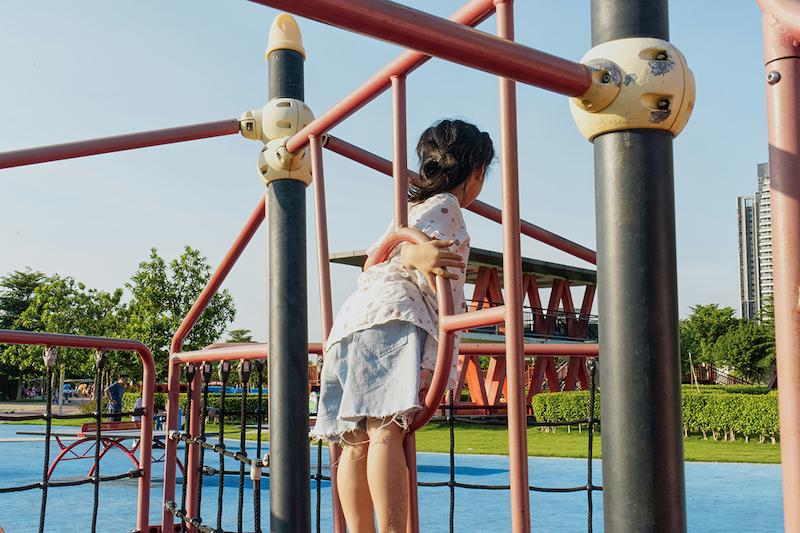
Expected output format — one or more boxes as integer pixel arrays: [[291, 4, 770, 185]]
[[104, 374, 129, 422], [132, 395, 143, 422]]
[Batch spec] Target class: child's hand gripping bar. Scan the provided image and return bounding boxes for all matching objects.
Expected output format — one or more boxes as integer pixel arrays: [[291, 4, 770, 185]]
[[366, 227, 456, 433]]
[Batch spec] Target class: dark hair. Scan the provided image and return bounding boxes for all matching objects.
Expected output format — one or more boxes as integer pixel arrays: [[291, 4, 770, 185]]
[[119, 374, 129, 379], [409, 119, 494, 203]]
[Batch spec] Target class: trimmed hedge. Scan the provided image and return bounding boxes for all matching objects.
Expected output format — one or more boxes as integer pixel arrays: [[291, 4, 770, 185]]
[[530, 390, 600, 433], [82, 392, 270, 425], [682, 390, 779, 443], [529, 386, 780, 443]]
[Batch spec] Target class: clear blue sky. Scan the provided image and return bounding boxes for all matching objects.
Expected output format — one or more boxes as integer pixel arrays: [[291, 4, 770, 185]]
[[1, 1, 768, 344]]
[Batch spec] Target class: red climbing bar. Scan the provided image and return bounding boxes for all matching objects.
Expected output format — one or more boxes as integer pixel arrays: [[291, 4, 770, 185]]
[[495, 3, 530, 532], [310, 136, 335, 343], [460, 343, 599, 357], [249, 0, 591, 107], [282, 0, 496, 155], [0, 330, 156, 533], [325, 135, 597, 264], [441, 305, 506, 332], [0, 119, 241, 169], [392, 75, 409, 229], [759, 1, 800, 529]]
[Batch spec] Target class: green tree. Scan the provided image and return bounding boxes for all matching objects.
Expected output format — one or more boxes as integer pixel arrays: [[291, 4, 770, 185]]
[[0, 268, 46, 329], [18, 275, 126, 378], [679, 304, 738, 367], [227, 329, 254, 343], [123, 247, 236, 379], [710, 320, 775, 383], [0, 268, 46, 399]]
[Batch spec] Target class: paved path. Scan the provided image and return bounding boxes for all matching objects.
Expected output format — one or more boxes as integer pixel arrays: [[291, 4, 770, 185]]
[[0, 401, 81, 416]]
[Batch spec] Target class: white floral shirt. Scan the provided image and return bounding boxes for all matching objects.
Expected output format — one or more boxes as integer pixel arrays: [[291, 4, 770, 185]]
[[325, 192, 469, 389]]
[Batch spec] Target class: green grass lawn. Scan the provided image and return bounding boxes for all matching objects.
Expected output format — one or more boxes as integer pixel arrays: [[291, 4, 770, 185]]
[[2, 417, 781, 464], [413, 421, 781, 464]]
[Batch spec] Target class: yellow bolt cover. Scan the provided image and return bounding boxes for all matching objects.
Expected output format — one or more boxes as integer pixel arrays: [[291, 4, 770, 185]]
[[569, 38, 696, 141], [266, 13, 306, 60]]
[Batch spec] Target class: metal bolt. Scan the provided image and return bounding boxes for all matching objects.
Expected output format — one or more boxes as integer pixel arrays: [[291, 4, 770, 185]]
[[602, 72, 611, 84], [768, 71, 781, 85], [658, 99, 670, 109]]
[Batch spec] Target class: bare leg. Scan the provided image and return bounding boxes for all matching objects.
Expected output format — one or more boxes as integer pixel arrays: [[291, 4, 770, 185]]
[[337, 429, 375, 533], [366, 418, 408, 533]]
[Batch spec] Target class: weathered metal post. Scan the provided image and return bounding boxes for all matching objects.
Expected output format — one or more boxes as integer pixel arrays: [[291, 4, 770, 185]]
[[239, 13, 315, 533], [569, 1, 694, 531]]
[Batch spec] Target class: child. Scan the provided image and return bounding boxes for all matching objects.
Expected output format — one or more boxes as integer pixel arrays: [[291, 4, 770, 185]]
[[312, 119, 494, 533]]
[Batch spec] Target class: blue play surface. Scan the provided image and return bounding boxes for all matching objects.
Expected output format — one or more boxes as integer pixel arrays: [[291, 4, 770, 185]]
[[0, 423, 784, 532]]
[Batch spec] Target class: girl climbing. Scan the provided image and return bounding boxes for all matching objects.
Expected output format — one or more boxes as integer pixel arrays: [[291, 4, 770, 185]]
[[311, 119, 494, 533]]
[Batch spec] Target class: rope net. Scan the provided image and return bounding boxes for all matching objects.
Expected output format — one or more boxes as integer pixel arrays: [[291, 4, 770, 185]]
[[163, 357, 600, 533], [0, 346, 147, 533]]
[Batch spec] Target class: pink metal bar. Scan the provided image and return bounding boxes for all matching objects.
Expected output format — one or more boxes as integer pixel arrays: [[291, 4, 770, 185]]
[[283, 0, 496, 155], [0, 119, 241, 169], [308, 136, 346, 533], [310, 136, 335, 343], [759, 2, 800, 528], [249, 0, 591, 106], [0, 330, 155, 533], [441, 305, 506, 332], [460, 343, 599, 357], [496, 3, 529, 532], [393, 75, 409, 229], [324, 135, 597, 264]]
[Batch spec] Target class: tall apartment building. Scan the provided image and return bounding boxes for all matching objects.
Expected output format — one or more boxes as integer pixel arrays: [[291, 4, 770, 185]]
[[737, 195, 759, 320], [756, 163, 773, 306], [737, 163, 773, 320]]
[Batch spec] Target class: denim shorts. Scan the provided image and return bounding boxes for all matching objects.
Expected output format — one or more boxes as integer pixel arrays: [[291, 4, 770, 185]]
[[310, 320, 427, 445]]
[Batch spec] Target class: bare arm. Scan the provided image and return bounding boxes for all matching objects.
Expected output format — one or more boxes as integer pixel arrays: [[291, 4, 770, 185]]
[[400, 239, 464, 291]]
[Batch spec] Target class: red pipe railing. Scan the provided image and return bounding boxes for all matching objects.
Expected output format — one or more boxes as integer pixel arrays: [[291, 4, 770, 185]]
[[248, 0, 591, 107], [281, 0, 497, 155], [325, 135, 598, 265], [0, 119, 241, 169], [0, 330, 156, 533], [392, 75, 409, 230]]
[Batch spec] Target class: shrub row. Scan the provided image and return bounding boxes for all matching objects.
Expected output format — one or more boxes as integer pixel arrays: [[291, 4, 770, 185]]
[[80, 392, 268, 425], [529, 387, 780, 443], [682, 391, 779, 443], [530, 390, 600, 433]]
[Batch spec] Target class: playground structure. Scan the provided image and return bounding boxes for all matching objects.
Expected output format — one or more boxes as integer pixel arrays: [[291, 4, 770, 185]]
[[1, 1, 800, 533]]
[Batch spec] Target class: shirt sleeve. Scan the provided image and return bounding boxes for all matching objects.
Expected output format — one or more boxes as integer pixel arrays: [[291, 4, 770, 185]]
[[412, 194, 466, 246]]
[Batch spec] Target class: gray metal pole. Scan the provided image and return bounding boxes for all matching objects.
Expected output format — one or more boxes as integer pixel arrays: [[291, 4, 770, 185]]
[[591, 1, 687, 532], [267, 46, 311, 533]]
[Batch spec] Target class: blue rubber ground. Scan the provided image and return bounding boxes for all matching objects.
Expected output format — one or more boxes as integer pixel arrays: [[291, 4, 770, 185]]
[[0, 423, 784, 532]]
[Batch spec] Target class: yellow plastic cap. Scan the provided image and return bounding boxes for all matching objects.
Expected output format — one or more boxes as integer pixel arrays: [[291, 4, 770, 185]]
[[266, 13, 306, 60]]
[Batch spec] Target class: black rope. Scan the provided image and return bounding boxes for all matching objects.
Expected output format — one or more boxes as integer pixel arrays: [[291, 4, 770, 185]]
[[217, 362, 231, 532], [91, 368, 104, 533], [316, 440, 322, 533], [587, 359, 597, 533], [197, 362, 213, 521], [237, 373, 250, 533], [254, 360, 265, 533], [0, 469, 143, 494], [448, 392, 455, 533], [37, 366, 54, 533]]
